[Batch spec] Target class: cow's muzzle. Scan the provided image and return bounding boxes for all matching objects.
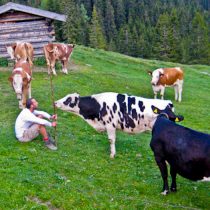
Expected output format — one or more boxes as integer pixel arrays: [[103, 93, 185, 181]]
[[16, 93, 22, 100]]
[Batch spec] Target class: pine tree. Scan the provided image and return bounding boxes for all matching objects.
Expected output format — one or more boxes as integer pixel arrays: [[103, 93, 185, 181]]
[[189, 12, 209, 64], [89, 5, 106, 49], [154, 13, 173, 61], [61, 0, 81, 44]]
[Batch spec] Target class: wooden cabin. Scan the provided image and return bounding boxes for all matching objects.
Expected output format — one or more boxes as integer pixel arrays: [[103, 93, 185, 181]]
[[0, 2, 66, 59]]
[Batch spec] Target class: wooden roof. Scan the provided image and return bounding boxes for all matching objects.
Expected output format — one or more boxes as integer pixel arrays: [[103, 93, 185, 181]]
[[0, 2, 66, 22]]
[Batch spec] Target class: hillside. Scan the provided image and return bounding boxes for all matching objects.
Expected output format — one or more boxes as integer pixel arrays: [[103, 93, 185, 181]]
[[0, 45, 209, 209]]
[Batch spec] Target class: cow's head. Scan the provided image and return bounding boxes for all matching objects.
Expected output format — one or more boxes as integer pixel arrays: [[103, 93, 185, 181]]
[[151, 105, 184, 122], [55, 93, 80, 114], [6, 44, 16, 59], [8, 73, 23, 99], [148, 69, 164, 86]]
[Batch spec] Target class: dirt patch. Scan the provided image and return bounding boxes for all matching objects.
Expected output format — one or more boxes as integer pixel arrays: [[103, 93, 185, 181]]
[[0, 61, 81, 72]]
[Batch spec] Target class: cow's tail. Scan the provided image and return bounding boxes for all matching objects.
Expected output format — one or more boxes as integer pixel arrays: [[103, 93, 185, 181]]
[[25, 43, 33, 67]]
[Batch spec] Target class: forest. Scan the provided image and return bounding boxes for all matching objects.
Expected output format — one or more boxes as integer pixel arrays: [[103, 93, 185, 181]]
[[0, 0, 209, 65]]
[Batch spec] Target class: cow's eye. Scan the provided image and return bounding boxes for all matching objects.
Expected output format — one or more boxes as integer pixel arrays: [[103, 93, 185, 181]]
[[63, 97, 71, 105]]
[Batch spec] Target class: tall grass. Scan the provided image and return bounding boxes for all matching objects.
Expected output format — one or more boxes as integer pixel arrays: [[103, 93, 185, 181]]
[[0, 45, 209, 209]]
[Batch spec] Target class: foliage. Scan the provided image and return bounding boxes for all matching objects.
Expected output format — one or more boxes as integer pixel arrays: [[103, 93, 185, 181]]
[[0, 0, 209, 64], [0, 57, 8, 67], [0, 45, 209, 209], [33, 57, 46, 66]]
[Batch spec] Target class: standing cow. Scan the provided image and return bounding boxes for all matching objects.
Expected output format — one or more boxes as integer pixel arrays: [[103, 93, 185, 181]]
[[8, 60, 32, 109], [43, 43, 75, 75], [150, 106, 210, 195], [148, 67, 184, 102], [6, 41, 34, 67], [54, 92, 182, 158]]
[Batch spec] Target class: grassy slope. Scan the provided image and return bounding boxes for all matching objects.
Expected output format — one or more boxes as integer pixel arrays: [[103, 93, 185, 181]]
[[0, 45, 209, 209]]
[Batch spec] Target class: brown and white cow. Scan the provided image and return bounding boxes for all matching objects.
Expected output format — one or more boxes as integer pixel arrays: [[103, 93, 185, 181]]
[[6, 41, 34, 67], [148, 67, 184, 102], [8, 60, 32, 109], [43, 43, 75, 75]]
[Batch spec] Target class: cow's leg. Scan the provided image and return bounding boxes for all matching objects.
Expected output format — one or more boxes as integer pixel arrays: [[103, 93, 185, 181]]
[[28, 83, 32, 98], [174, 86, 178, 101], [160, 87, 165, 100], [170, 166, 177, 192], [178, 80, 183, 102], [62, 60, 68, 74], [107, 128, 116, 158], [155, 156, 169, 195], [48, 60, 56, 75], [22, 88, 28, 108], [154, 92, 157, 99]]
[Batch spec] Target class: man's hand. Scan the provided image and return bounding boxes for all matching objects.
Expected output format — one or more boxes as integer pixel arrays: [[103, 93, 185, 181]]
[[51, 121, 57, 127], [51, 114, 57, 120]]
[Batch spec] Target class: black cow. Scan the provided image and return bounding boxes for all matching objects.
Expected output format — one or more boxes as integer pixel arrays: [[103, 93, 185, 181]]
[[150, 106, 210, 195]]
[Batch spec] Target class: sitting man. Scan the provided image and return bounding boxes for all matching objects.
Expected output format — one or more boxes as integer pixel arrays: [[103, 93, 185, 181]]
[[15, 98, 57, 150]]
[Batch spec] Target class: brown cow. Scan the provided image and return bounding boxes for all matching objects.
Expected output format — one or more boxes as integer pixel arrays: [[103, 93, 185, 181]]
[[43, 43, 75, 75], [148, 67, 184, 102], [8, 60, 32, 109], [6, 41, 34, 67]]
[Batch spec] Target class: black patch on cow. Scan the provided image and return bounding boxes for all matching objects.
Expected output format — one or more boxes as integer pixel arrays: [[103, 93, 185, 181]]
[[132, 109, 137, 120], [112, 123, 116, 128], [63, 96, 78, 108], [109, 117, 112, 122], [120, 123, 124, 130], [113, 103, 117, 113], [103, 121, 106, 125], [107, 106, 110, 110], [128, 97, 136, 114], [117, 94, 136, 129], [100, 102, 107, 119], [78, 96, 100, 120], [110, 110, 114, 119], [138, 101, 145, 112], [141, 115, 144, 119]]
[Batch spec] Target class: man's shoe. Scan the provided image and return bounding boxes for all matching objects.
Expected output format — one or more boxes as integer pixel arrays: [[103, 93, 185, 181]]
[[47, 132, 56, 146], [45, 140, 57, 150]]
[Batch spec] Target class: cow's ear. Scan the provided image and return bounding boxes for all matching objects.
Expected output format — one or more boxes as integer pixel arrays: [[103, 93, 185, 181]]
[[8, 76, 13, 82], [45, 44, 54, 52], [151, 105, 161, 114], [148, 71, 152, 76], [11, 43, 17, 51], [175, 115, 184, 122]]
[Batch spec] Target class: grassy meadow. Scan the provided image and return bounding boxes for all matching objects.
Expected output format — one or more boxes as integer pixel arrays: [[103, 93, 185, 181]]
[[0, 45, 209, 209]]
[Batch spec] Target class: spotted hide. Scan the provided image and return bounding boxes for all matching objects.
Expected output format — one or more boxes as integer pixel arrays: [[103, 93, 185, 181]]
[[6, 42, 34, 67], [55, 92, 175, 158], [8, 60, 32, 109], [43, 43, 75, 75], [148, 67, 184, 102]]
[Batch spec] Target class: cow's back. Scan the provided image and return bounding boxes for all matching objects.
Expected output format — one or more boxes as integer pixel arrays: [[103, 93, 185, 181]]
[[159, 68, 184, 86], [14, 60, 31, 76]]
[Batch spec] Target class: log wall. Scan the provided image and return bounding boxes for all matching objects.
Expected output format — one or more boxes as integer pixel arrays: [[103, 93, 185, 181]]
[[0, 11, 55, 59]]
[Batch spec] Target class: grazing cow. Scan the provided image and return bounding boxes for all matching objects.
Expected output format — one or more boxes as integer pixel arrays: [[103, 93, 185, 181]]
[[148, 67, 184, 102], [54, 92, 181, 158], [150, 106, 210, 195], [8, 60, 32, 109], [43, 43, 75, 75], [6, 41, 34, 67]]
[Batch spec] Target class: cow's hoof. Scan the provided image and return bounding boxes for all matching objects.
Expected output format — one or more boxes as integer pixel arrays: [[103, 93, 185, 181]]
[[110, 154, 115, 159], [161, 190, 169, 195], [170, 187, 177, 192]]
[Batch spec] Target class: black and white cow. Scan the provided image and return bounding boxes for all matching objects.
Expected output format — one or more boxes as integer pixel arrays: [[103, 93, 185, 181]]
[[150, 106, 210, 195], [55, 92, 180, 158]]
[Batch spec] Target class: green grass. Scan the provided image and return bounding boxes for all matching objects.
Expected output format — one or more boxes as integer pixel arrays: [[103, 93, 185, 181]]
[[0, 45, 209, 209]]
